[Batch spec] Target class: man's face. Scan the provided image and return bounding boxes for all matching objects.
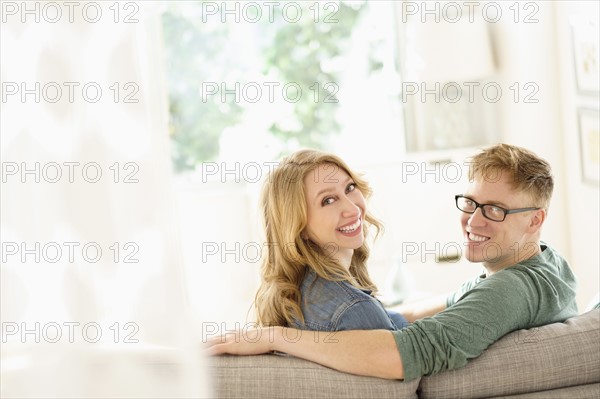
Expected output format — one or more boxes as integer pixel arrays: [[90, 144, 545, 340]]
[[460, 171, 543, 273]]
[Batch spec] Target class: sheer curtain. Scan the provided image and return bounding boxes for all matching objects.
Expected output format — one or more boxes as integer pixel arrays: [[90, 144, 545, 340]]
[[1, 3, 208, 397]]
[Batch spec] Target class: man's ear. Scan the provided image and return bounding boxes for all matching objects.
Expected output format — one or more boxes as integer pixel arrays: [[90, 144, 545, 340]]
[[528, 209, 546, 232]]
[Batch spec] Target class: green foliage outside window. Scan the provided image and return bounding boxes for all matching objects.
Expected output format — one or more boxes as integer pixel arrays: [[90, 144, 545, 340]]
[[161, 2, 368, 172]]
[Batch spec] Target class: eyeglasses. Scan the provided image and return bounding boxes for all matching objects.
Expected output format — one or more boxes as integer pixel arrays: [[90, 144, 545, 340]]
[[455, 195, 541, 222]]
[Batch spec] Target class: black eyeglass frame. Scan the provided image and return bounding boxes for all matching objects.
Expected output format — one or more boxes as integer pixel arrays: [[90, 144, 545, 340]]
[[455, 195, 541, 222]]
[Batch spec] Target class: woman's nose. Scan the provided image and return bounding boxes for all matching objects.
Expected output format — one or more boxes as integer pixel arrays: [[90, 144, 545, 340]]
[[340, 196, 360, 218]]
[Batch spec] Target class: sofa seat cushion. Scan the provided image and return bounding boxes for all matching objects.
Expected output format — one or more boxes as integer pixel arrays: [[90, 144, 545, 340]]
[[209, 353, 420, 399], [418, 309, 600, 399]]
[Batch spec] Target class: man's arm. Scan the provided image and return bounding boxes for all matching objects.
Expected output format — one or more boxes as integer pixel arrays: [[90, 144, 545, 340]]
[[206, 327, 404, 380], [390, 294, 448, 322]]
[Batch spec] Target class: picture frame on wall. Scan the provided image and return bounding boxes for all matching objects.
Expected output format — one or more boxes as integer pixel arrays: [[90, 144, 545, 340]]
[[577, 108, 600, 186], [571, 21, 600, 95]]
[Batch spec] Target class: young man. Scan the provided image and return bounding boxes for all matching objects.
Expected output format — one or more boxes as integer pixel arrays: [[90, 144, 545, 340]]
[[207, 144, 577, 381]]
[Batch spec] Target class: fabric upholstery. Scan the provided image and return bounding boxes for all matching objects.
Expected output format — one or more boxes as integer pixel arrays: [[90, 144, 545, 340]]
[[209, 353, 420, 399], [208, 310, 600, 398], [418, 309, 600, 398], [488, 383, 600, 398]]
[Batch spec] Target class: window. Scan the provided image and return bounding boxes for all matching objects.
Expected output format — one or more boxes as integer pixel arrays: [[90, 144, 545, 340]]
[[161, 1, 404, 173]]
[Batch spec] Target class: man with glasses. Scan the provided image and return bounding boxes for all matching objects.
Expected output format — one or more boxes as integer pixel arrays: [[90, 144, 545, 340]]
[[207, 144, 577, 381]]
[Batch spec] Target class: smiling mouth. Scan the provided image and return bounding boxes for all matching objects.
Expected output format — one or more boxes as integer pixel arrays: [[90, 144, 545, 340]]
[[338, 219, 362, 233], [467, 232, 490, 242]]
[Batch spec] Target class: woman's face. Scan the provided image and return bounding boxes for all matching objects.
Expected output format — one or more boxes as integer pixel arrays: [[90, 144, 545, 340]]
[[302, 163, 366, 267]]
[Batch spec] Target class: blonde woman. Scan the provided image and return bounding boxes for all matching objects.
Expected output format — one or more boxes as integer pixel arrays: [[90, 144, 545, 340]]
[[254, 149, 407, 331]]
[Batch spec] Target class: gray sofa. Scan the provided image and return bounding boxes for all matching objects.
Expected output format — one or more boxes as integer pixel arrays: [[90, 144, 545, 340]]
[[209, 309, 600, 398]]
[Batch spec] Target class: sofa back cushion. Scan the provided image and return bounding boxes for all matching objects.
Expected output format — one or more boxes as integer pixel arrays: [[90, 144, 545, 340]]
[[418, 309, 600, 399], [210, 353, 420, 399]]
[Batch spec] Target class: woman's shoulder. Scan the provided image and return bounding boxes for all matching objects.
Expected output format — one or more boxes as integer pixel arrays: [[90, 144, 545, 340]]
[[297, 269, 395, 331], [300, 269, 371, 302]]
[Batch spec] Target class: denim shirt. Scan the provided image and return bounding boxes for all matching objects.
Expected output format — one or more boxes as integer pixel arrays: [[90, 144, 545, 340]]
[[292, 269, 408, 331]]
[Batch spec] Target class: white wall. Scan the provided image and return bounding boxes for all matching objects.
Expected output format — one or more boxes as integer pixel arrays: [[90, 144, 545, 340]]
[[490, 2, 569, 256], [554, 1, 600, 311], [175, 178, 262, 327]]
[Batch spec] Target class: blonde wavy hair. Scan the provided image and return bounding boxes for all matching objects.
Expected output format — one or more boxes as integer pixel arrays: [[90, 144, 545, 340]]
[[254, 149, 383, 327]]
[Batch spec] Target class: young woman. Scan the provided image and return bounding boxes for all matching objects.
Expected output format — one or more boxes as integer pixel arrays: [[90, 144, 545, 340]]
[[254, 149, 407, 331]]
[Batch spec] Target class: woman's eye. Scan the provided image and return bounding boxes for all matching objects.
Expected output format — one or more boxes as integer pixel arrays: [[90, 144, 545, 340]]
[[322, 197, 335, 206], [346, 183, 356, 193]]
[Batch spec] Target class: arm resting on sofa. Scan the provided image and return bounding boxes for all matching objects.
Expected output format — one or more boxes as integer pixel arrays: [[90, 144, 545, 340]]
[[207, 327, 404, 380]]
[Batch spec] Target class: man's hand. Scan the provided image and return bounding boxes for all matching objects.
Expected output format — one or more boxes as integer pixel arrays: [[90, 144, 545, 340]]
[[205, 327, 278, 356]]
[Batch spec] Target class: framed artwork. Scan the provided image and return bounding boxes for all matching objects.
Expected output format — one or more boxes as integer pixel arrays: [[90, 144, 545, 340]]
[[571, 22, 600, 94], [577, 108, 600, 185]]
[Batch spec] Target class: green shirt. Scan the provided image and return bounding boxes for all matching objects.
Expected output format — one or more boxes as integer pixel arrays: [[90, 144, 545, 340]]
[[393, 243, 577, 381]]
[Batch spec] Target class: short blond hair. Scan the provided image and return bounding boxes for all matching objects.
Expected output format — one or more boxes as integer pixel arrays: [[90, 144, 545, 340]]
[[468, 143, 554, 209]]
